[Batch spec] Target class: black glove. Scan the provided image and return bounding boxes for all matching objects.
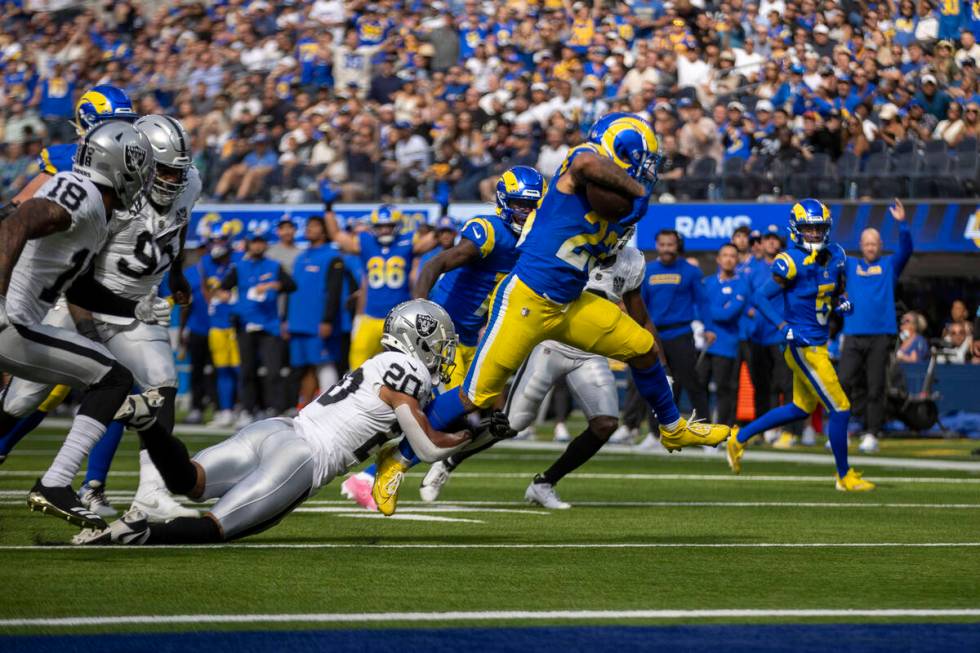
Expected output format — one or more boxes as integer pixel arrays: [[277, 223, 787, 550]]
[[479, 410, 517, 440]]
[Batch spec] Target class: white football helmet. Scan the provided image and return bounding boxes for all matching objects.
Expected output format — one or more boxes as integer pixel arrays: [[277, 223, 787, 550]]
[[382, 299, 457, 384]]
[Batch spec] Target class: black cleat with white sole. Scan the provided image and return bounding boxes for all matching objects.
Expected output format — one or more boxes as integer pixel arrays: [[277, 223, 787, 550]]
[[27, 479, 107, 530], [72, 510, 150, 546]]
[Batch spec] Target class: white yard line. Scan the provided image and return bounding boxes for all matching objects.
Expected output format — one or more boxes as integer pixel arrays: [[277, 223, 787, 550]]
[[2, 608, 980, 628], [334, 513, 484, 523], [1, 542, 979, 552]]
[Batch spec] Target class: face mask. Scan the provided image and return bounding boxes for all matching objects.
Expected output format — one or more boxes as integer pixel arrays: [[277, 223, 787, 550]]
[[899, 328, 911, 341]]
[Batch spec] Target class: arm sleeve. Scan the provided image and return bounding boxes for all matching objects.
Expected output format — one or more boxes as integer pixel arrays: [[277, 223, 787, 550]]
[[323, 258, 346, 323], [278, 266, 297, 293], [394, 403, 465, 463], [752, 276, 785, 328], [892, 224, 913, 279], [65, 266, 138, 317], [219, 266, 238, 291]]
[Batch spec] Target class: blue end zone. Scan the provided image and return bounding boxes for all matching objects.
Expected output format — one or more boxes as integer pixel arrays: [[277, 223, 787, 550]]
[[3, 623, 979, 653]]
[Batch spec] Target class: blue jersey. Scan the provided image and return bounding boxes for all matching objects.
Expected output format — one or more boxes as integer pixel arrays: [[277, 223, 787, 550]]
[[200, 254, 236, 330], [37, 142, 76, 175], [234, 256, 284, 335], [417, 245, 447, 274], [771, 244, 847, 347], [641, 258, 710, 341], [37, 76, 75, 119], [514, 144, 631, 304], [702, 273, 748, 359], [288, 244, 341, 335], [341, 253, 360, 334], [749, 257, 784, 346], [843, 226, 912, 336], [358, 231, 414, 319], [430, 215, 520, 347], [183, 262, 211, 336]]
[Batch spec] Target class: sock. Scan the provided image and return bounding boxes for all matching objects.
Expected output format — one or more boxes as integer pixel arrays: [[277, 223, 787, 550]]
[[216, 367, 237, 411], [425, 388, 467, 431], [397, 438, 420, 466], [147, 516, 222, 544], [0, 410, 47, 456], [827, 410, 851, 478], [83, 420, 125, 486], [737, 403, 810, 443], [540, 428, 605, 486], [139, 421, 197, 495], [630, 361, 680, 429], [136, 447, 168, 496], [42, 415, 106, 487]]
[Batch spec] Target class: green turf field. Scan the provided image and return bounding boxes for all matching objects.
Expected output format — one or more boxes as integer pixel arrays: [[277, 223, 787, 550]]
[[1, 423, 979, 637]]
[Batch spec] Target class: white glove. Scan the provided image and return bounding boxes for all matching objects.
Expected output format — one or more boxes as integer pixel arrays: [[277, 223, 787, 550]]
[[135, 286, 171, 325], [0, 295, 8, 331]]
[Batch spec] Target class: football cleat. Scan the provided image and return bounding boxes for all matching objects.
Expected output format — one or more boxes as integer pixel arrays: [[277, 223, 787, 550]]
[[836, 469, 876, 492], [726, 427, 745, 475], [858, 433, 880, 454], [78, 481, 118, 518], [634, 432, 665, 451], [372, 445, 411, 516], [772, 432, 797, 449], [659, 412, 730, 451], [525, 477, 570, 509], [607, 425, 635, 444], [553, 422, 571, 442], [340, 471, 378, 511], [72, 510, 150, 546], [419, 460, 452, 503], [28, 479, 107, 530], [130, 487, 198, 523], [184, 409, 203, 425], [208, 409, 235, 428], [113, 388, 164, 430]]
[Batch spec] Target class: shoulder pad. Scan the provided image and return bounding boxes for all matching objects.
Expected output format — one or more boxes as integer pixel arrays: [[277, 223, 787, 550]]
[[773, 251, 797, 280]]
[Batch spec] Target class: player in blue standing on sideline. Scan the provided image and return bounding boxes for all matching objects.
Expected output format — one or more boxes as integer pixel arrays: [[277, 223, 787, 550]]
[[726, 199, 875, 492], [698, 243, 748, 425]]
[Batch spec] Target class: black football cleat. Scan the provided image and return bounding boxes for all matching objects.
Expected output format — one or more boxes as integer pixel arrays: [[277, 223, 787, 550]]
[[27, 479, 108, 530]]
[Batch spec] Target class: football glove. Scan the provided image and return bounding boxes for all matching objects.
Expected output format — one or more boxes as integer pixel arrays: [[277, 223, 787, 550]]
[[479, 410, 517, 440], [135, 286, 171, 325], [835, 298, 854, 316], [622, 192, 651, 227]]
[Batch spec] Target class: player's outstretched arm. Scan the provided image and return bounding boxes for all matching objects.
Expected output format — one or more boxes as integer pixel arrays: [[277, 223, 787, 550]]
[[565, 150, 646, 198], [324, 209, 360, 254], [753, 275, 789, 331], [380, 386, 471, 463], [10, 172, 51, 205], [0, 198, 71, 296], [413, 240, 481, 299]]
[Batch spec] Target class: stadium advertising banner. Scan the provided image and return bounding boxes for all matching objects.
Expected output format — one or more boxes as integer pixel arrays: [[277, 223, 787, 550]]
[[190, 201, 980, 253]]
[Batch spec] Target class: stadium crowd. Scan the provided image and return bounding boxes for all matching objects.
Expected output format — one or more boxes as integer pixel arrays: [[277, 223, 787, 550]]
[[5, 0, 980, 203]]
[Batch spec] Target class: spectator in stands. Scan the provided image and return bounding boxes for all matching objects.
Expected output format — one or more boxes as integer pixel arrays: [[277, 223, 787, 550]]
[[383, 120, 430, 199], [841, 200, 913, 454], [214, 133, 280, 202], [677, 98, 721, 164], [936, 321, 973, 364], [896, 312, 931, 364], [917, 74, 952, 120], [933, 100, 966, 146], [536, 127, 569, 181]]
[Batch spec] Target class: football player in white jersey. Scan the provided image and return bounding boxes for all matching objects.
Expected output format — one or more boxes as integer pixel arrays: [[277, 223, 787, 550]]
[[0, 121, 157, 530], [418, 241, 650, 509], [1, 115, 202, 522], [73, 300, 488, 545]]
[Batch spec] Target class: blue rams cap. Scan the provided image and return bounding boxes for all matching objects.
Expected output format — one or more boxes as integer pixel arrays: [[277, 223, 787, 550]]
[[764, 224, 783, 239], [435, 216, 457, 231]]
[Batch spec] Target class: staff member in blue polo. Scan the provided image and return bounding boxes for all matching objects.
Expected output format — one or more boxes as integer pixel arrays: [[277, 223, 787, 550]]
[[699, 243, 749, 425], [840, 199, 913, 454], [642, 229, 713, 421], [220, 229, 297, 426]]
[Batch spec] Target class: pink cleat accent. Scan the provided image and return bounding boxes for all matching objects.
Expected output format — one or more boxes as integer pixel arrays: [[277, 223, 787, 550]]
[[340, 472, 378, 511]]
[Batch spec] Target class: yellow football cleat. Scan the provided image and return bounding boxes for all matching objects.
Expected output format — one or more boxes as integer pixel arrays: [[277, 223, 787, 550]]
[[726, 427, 745, 474], [772, 432, 797, 449], [659, 411, 730, 451], [835, 469, 876, 492], [371, 444, 412, 516]]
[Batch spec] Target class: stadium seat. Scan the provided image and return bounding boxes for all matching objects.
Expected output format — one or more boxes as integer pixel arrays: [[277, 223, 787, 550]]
[[910, 150, 955, 197], [720, 157, 747, 199], [677, 157, 718, 200]]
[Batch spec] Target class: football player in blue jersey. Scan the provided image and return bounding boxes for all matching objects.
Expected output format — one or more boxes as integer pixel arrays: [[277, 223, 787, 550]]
[[325, 204, 436, 370], [726, 199, 875, 491], [338, 166, 542, 510], [369, 113, 730, 515]]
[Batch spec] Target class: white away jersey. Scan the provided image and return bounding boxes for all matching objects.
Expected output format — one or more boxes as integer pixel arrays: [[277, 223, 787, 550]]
[[94, 166, 201, 307], [546, 246, 646, 359], [294, 350, 433, 487], [6, 172, 109, 325]]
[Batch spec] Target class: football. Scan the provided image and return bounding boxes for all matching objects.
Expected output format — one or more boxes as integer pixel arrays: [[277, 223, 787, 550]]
[[586, 182, 634, 220]]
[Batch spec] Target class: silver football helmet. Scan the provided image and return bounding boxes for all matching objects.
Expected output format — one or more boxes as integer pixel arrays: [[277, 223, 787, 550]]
[[382, 299, 458, 385], [135, 114, 192, 207], [73, 121, 154, 218]]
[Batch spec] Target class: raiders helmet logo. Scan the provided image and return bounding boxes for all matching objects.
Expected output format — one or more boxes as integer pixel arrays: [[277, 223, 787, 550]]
[[416, 313, 437, 337], [613, 275, 626, 294], [124, 142, 148, 173]]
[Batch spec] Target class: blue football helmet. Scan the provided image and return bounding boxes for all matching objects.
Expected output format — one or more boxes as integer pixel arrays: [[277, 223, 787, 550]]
[[587, 112, 662, 185], [495, 165, 544, 234], [788, 198, 833, 253], [370, 204, 402, 245], [74, 85, 137, 135]]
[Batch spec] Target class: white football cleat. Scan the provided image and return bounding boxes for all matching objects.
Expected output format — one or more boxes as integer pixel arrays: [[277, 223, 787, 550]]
[[78, 481, 118, 518], [184, 409, 203, 425], [634, 432, 664, 451], [525, 478, 570, 509], [208, 409, 235, 428], [553, 422, 571, 442], [801, 425, 819, 446], [234, 411, 255, 429], [130, 486, 199, 523], [419, 460, 452, 503], [72, 510, 150, 546], [858, 433, 880, 454], [607, 425, 635, 444]]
